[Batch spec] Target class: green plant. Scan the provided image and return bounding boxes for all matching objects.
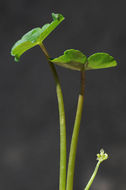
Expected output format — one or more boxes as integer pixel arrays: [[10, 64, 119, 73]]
[[11, 13, 117, 190]]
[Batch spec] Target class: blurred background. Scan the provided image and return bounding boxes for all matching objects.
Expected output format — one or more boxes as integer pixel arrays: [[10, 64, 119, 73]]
[[0, 0, 126, 189]]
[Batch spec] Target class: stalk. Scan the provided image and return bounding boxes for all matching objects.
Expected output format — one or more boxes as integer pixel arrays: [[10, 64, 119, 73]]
[[39, 43, 67, 190], [84, 161, 101, 190], [66, 70, 86, 190], [84, 149, 108, 190]]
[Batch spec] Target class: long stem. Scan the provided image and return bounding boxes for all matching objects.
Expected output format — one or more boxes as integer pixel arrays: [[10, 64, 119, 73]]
[[84, 161, 101, 190], [39, 43, 67, 190], [66, 70, 85, 190]]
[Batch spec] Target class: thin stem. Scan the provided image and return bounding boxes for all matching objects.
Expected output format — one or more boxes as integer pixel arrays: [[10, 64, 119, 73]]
[[66, 70, 86, 190], [84, 161, 101, 190], [39, 43, 67, 190], [39, 43, 50, 59]]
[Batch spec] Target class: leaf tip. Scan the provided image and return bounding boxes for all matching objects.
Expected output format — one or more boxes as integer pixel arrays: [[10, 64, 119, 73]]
[[14, 56, 20, 62], [11, 47, 20, 62], [52, 12, 65, 22], [113, 60, 118, 67]]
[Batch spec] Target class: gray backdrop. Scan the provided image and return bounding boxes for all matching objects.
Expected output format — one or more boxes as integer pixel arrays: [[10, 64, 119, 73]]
[[0, 0, 126, 189]]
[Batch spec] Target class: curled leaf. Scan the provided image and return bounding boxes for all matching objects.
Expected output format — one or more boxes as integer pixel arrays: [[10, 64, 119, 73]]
[[11, 13, 64, 62]]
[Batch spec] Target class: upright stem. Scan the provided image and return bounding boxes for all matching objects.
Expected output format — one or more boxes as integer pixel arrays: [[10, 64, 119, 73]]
[[66, 70, 86, 190], [39, 43, 67, 190]]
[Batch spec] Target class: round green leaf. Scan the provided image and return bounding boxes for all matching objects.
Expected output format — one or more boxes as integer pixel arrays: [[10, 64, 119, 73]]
[[86, 53, 117, 70], [11, 13, 64, 62], [49, 49, 87, 71]]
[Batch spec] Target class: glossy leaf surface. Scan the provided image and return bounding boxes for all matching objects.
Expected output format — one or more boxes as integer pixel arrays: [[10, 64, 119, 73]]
[[49, 49, 87, 71], [11, 13, 64, 62]]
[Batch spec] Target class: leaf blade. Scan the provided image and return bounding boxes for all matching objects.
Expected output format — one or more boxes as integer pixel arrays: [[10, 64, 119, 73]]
[[87, 53, 117, 70], [40, 13, 64, 42], [49, 49, 87, 71], [11, 13, 64, 62]]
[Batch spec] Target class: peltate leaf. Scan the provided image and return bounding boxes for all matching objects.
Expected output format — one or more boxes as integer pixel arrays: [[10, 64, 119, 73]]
[[49, 49, 87, 71], [86, 53, 117, 70], [11, 13, 64, 62]]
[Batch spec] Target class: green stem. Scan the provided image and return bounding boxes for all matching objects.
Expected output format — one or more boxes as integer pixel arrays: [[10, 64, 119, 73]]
[[39, 43, 67, 190], [66, 70, 86, 190], [84, 161, 101, 190]]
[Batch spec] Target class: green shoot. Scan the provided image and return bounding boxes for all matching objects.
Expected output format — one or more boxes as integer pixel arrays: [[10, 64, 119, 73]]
[[10, 12, 118, 190], [84, 149, 108, 190], [39, 43, 67, 190], [66, 70, 85, 190]]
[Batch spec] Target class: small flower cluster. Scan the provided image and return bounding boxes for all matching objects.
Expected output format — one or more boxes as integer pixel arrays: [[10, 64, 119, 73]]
[[97, 149, 108, 163]]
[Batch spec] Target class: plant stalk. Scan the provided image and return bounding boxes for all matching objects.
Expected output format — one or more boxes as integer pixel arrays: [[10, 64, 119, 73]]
[[84, 161, 101, 190], [66, 70, 86, 190], [39, 43, 67, 190]]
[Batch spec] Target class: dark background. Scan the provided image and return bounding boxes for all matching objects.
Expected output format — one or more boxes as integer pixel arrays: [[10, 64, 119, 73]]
[[0, 0, 126, 189]]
